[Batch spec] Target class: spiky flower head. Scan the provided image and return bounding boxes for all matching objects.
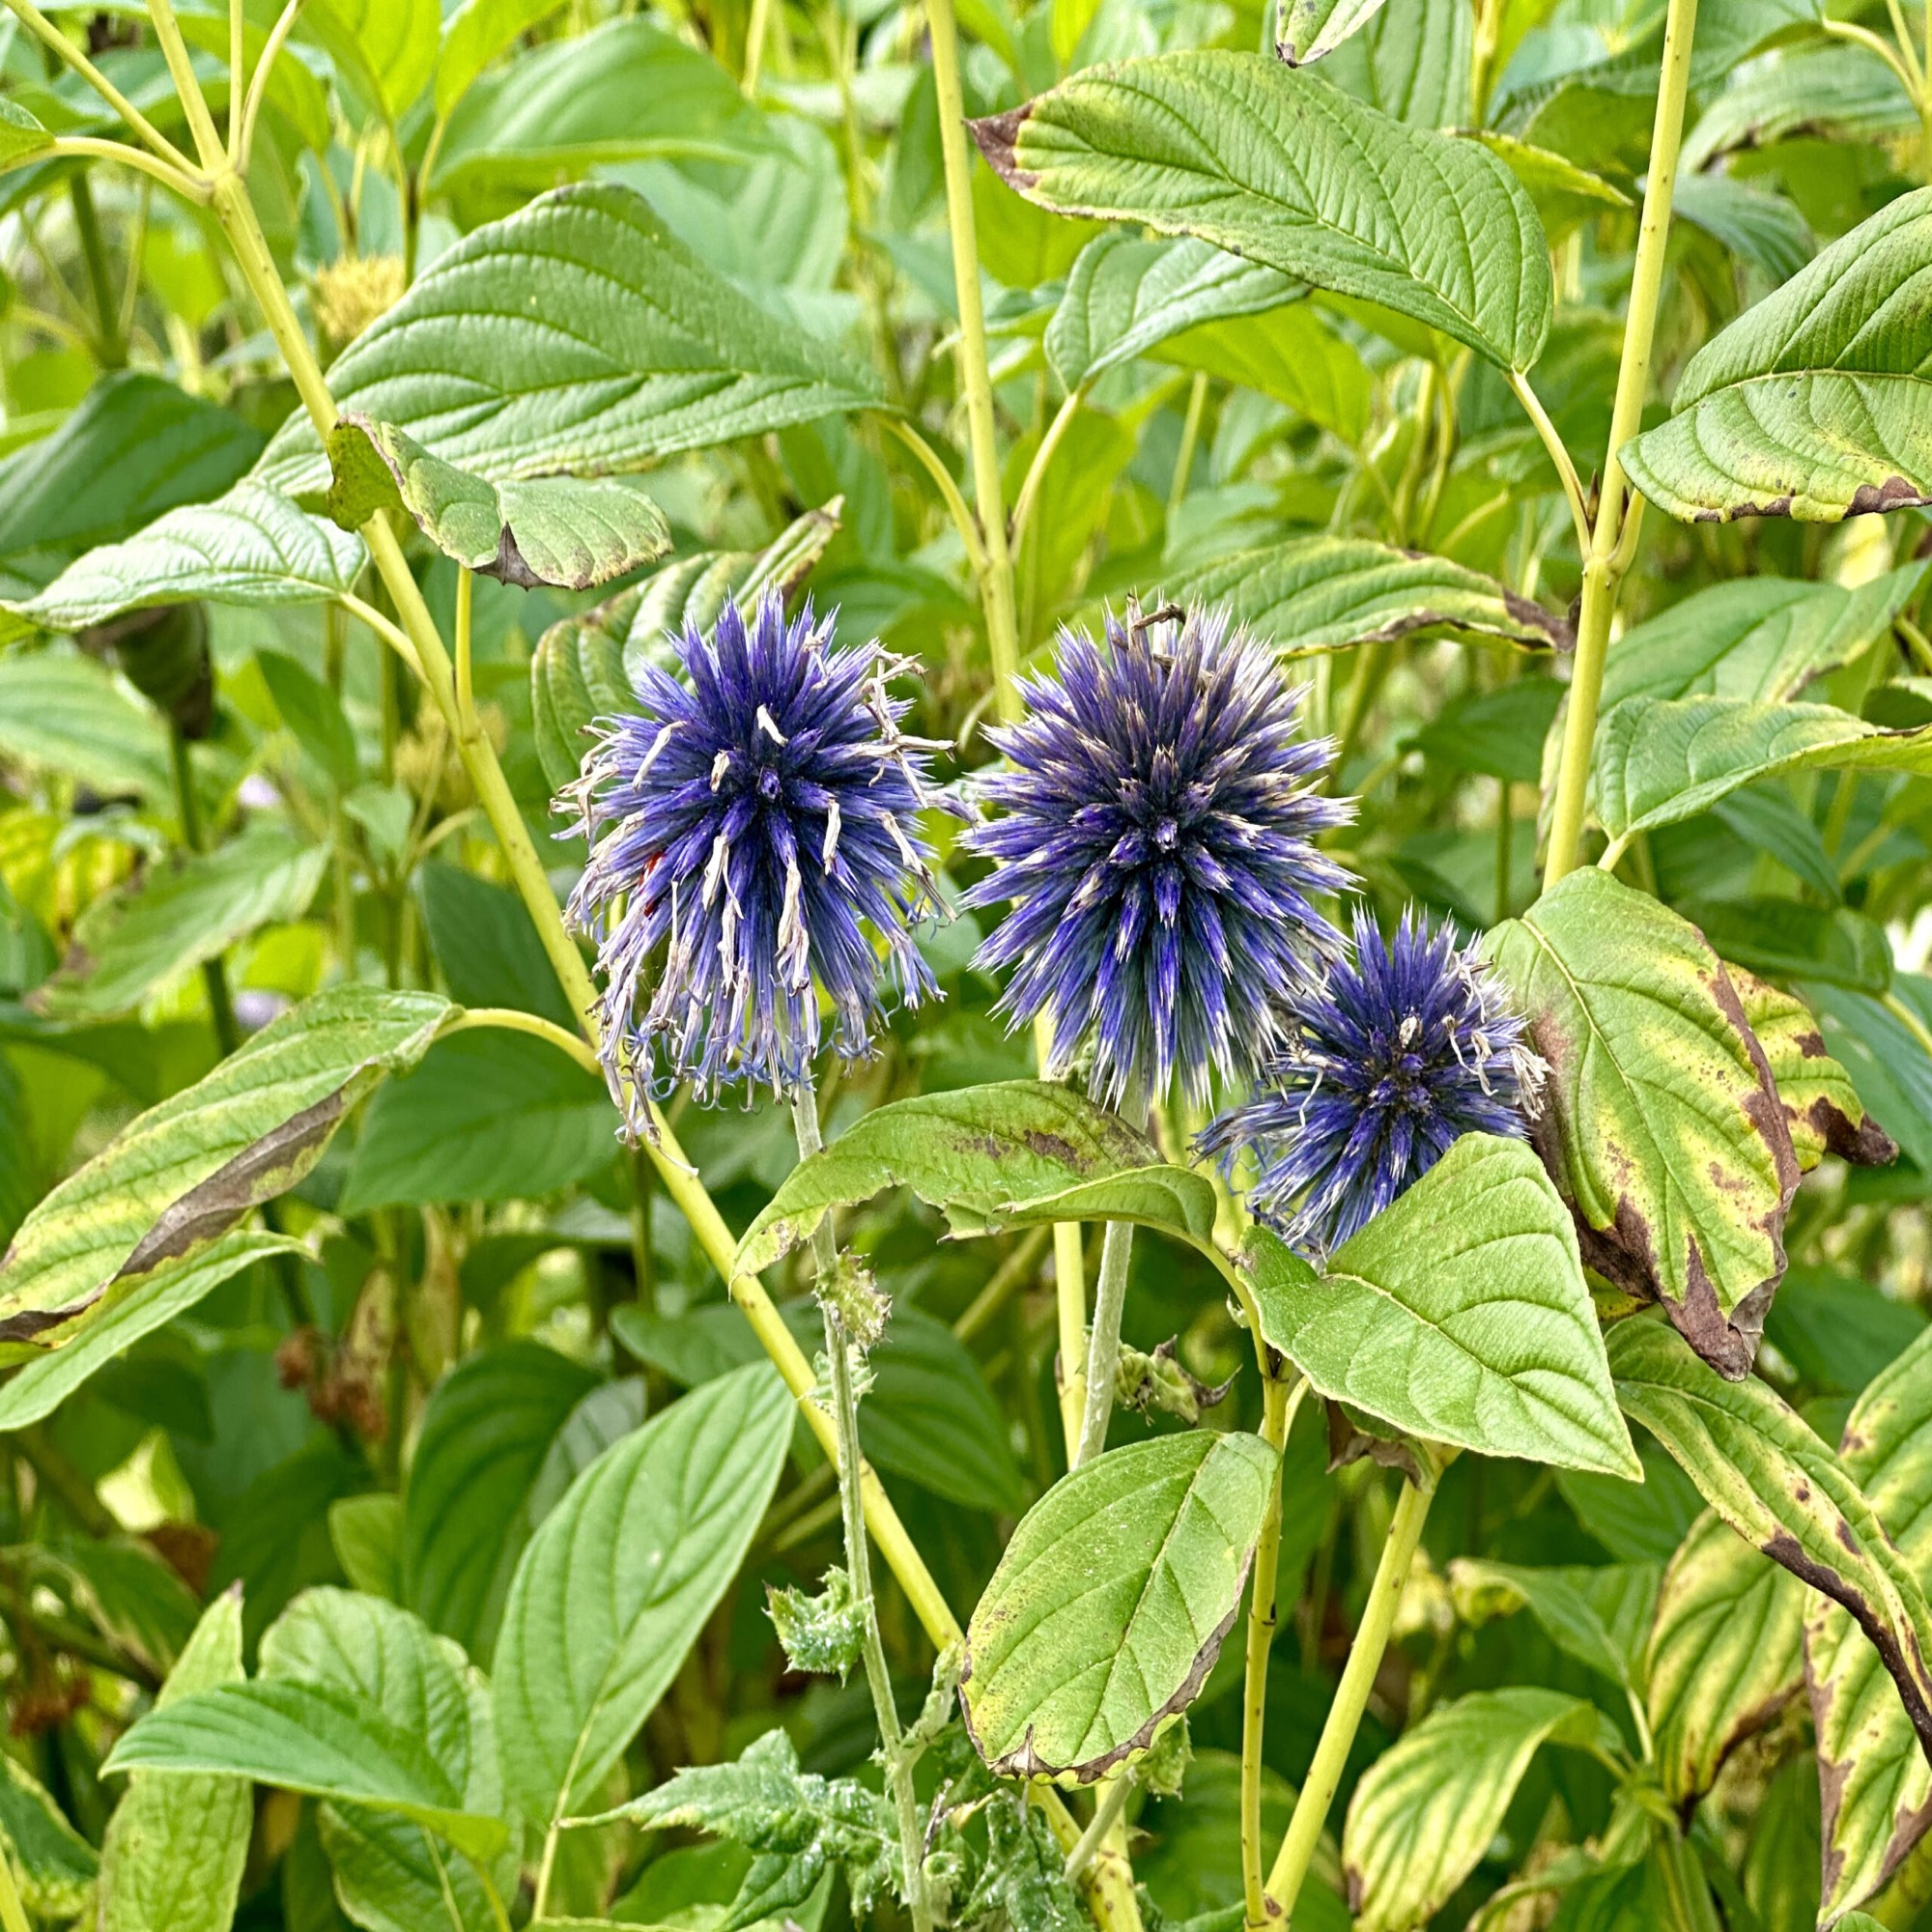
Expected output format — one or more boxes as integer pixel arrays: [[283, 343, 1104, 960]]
[[563, 591, 939, 1121], [961, 604, 1353, 1111], [1200, 907, 1546, 1259]]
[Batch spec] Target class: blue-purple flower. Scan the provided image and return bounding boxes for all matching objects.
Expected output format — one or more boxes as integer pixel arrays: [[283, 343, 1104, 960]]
[[563, 592, 939, 1120], [1201, 908, 1545, 1258], [961, 605, 1354, 1111]]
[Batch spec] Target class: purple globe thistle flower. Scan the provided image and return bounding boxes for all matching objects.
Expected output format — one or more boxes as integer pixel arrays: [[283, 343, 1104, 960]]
[[1200, 907, 1546, 1259], [563, 591, 940, 1121], [961, 605, 1354, 1111]]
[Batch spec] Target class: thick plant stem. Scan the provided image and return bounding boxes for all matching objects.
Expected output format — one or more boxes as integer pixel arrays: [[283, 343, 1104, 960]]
[[790, 1079, 931, 1932], [1073, 1217, 1135, 1467], [1264, 1478, 1435, 1918], [1241, 1374, 1303, 1929], [1541, 0, 1700, 889]]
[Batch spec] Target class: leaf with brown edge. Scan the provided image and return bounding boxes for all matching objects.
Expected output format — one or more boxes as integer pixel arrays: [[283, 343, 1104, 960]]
[[1645, 1508, 1806, 1808], [1808, 1321, 1932, 1923], [1606, 1320, 1932, 1795], [325, 414, 670, 590], [1482, 867, 1799, 1378], [1731, 967, 1895, 1173], [960, 1431, 1277, 1785], [0, 988, 454, 1350]]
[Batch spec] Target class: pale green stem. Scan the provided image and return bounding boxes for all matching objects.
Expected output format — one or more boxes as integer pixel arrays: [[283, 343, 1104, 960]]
[[743, 0, 773, 93], [1167, 369, 1208, 526], [1065, 1772, 1135, 1882], [790, 1076, 932, 1932], [0, 1842, 27, 1932], [145, 0, 226, 167], [1010, 386, 1083, 555], [238, 0, 307, 170], [1543, 0, 1700, 889], [1264, 1478, 1435, 1918], [1073, 1218, 1135, 1468], [1, 0, 195, 165]]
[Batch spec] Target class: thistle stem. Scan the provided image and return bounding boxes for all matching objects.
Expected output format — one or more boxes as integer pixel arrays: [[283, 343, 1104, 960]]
[[1542, 0, 1699, 889], [1065, 1772, 1135, 1882], [1073, 1218, 1134, 1468], [789, 1076, 931, 1932], [1264, 1477, 1434, 1918]]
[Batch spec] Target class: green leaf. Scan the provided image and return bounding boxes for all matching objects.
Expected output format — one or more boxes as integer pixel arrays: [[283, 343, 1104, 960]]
[[0, 645, 173, 799], [103, 1679, 508, 1861], [0, 1231, 298, 1430], [1682, 43, 1912, 171], [403, 1340, 600, 1662], [259, 651, 359, 794], [1277, 0, 1388, 64], [1624, 185, 1932, 523], [1806, 1322, 1932, 1921], [1152, 303, 1371, 445], [436, 0, 564, 116], [0, 371, 262, 562], [1801, 980, 1932, 1176], [1601, 566, 1929, 707], [329, 1493, 403, 1600], [528, 502, 839, 794], [1691, 899, 1893, 999], [99, 1588, 250, 1932], [970, 50, 1551, 371], [1157, 535, 1572, 655], [419, 865, 573, 1029], [961, 1429, 1278, 1783], [1673, 173, 1813, 284], [35, 823, 327, 1022], [1411, 678, 1564, 783], [1764, 1266, 1926, 1399], [1592, 696, 1932, 862], [733, 1081, 1217, 1280], [1044, 232, 1304, 392], [1605, 1318, 1932, 1775], [431, 16, 773, 207], [255, 185, 884, 497], [0, 986, 453, 1348], [1321, 0, 1469, 131], [326, 413, 670, 590], [301, 0, 438, 122], [1645, 1509, 1805, 1807], [0, 1751, 99, 1918], [495, 1362, 792, 1825], [1732, 968, 1893, 1173], [1447, 1558, 1654, 1691], [7, 482, 368, 633], [1343, 1688, 1612, 1932], [1477, 132, 1632, 243], [1483, 867, 1799, 1378], [0, 97, 51, 168], [1249, 1134, 1637, 1476], [864, 1307, 1024, 1516], [338, 1029, 620, 1212]]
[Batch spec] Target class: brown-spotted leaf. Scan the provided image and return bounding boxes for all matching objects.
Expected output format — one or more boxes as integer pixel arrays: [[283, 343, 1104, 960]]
[[1732, 967, 1896, 1173], [0, 988, 454, 1351], [1483, 867, 1799, 1378], [1808, 1322, 1932, 1922]]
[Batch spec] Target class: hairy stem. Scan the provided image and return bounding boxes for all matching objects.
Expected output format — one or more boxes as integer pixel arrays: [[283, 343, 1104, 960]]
[[790, 1079, 931, 1932], [1542, 0, 1700, 888], [1264, 1477, 1434, 1918], [1073, 1218, 1134, 1468]]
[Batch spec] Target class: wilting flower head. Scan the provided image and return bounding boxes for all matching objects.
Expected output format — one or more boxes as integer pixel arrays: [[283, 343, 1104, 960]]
[[1201, 907, 1545, 1258], [962, 605, 1354, 1110], [564, 591, 939, 1119]]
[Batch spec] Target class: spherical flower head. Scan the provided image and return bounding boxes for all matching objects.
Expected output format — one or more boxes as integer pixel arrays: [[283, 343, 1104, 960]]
[[563, 591, 940, 1120], [961, 605, 1354, 1111], [1200, 907, 1547, 1260]]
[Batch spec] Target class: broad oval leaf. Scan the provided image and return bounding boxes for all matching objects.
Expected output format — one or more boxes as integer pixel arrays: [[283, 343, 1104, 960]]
[[1624, 186, 1932, 522], [1157, 535, 1572, 654], [326, 413, 669, 590], [1045, 231, 1304, 392], [1599, 564, 1929, 706], [970, 50, 1551, 372], [1606, 1318, 1932, 1778], [1278, 0, 1389, 64], [1483, 867, 1798, 1378], [495, 1361, 792, 1825], [1343, 1688, 1612, 1932], [256, 184, 885, 496], [6, 483, 368, 634], [1645, 1509, 1806, 1806], [102, 1678, 508, 1861], [961, 1430, 1278, 1783], [402, 1340, 600, 1662], [1447, 1558, 1656, 1692], [733, 1080, 1217, 1279], [0, 986, 453, 1348], [1807, 1322, 1932, 1921], [1247, 1134, 1636, 1475], [1733, 969, 1892, 1174], [1593, 696, 1932, 862], [0, 646, 173, 800], [34, 823, 327, 1023]]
